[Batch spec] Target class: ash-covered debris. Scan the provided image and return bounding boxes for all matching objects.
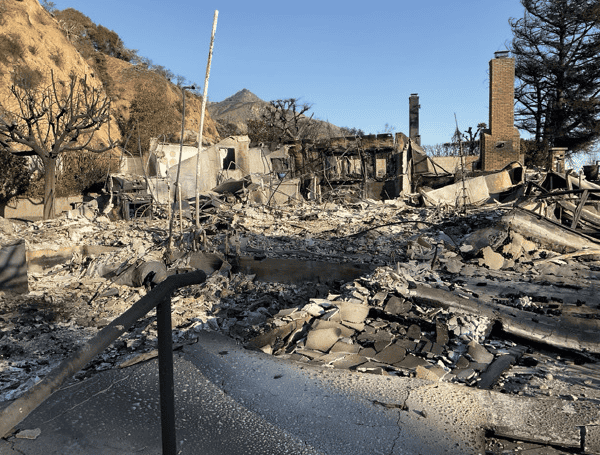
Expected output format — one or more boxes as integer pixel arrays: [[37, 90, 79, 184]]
[[1, 168, 600, 452]]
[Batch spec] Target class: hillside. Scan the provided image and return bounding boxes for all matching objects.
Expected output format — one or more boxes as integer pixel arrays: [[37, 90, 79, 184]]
[[209, 89, 344, 140], [0, 0, 219, 151], [0, 0, 118, 146]]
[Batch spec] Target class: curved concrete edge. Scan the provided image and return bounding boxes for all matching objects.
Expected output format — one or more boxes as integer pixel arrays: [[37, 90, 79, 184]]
[[184, 331, 489, 454], [188, 330, 600, 454], [2, 330, 598, 454]]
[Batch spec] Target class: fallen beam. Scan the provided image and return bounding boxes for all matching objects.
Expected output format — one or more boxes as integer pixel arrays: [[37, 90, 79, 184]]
[[502, 207, 600, 253], [408, 285, 600, 354], [483, 390, 600, 449], [558, 199, 600, 230]]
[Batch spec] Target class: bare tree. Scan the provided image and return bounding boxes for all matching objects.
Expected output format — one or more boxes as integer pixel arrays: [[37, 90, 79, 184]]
[[262, 98, 315, 142], [0, 71, 115, 219]]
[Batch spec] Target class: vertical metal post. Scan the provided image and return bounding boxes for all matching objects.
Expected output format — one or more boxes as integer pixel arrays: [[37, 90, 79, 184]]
[[195, 10, 219, 228], [157, 296, 176, 455], [168, 86, 194, 255]]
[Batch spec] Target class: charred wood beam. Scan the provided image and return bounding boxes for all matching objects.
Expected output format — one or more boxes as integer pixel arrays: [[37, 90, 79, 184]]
[[408, 285, 600, 354], [557, 199, 600, 230], [502, 208, 600, 252], [534, 188, 600, 199], [570, 189, 590, 229]]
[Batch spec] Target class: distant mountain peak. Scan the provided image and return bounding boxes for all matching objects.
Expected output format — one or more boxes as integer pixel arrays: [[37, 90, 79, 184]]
[[220, 88, 262, 105]]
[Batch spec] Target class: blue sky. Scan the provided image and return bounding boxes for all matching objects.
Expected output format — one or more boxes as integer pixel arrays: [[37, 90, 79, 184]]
[[49, 0, 527, 146]]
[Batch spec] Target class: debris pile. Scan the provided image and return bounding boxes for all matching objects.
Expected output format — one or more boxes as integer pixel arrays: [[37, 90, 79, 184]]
[[1, 166, 600, 452]]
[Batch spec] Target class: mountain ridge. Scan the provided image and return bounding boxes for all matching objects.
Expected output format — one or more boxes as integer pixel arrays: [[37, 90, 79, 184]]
[[208, 89, 344, 140]]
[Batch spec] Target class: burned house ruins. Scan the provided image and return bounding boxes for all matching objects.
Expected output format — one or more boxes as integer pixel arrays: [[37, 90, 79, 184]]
[[1, 51, 600, 454]]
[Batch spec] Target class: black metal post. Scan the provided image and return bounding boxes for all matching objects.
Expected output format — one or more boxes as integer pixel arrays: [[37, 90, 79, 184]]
[[157, 296, 176, 455]]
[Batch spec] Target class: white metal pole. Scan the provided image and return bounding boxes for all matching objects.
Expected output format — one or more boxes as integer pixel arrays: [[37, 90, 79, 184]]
[[195, 10, 219, 228]]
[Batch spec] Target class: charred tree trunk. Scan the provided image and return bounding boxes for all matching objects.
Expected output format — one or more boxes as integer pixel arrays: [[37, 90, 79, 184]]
[[43, 156, 57, 220]]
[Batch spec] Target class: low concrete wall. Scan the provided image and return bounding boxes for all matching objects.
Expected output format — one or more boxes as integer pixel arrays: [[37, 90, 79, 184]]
[[429, 156, 480, 173], [2, 196, 83, 219]]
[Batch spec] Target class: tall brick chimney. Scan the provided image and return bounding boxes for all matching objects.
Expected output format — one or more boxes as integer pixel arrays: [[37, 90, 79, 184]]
[[409, 93, 421, 145], [480, 51, 521, 171]]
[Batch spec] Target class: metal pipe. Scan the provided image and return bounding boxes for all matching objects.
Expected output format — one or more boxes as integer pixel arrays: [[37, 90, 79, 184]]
[[0, 270, 207, 439], [157, 296, 176, 455], [168, 86, 195, 254]]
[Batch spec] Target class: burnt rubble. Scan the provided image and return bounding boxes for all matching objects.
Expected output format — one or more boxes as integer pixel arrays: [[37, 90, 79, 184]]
[[1, 167, 600, 453]]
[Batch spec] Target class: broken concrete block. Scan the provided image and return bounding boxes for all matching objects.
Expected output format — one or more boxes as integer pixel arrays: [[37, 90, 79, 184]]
[[357, 330, 394, 345], [396, 354, 429, 369], [309, 298, 335, 308], [454, 368, 476, 380], [312, 320, 355, 338], [338, 301, 370, 324], [395, 339, 418, 351], [406, 324, 421, 340], [521, 238, 537, 254], [424, 342, 444, 356], [436, 320, 449, 345], [502, 232, 525, 259], [358, 346, 377, 358], [384, 296, 412, 315], [372, 291, 388, 305], [332, 354, 369, 370], [295, 349, 325, 360], [15, 428, 41, 440], [341, 321, 365, 332], [467, 341, 494, 364], [274, 307, 299, 319], [461, 226, 508, 255], [305, 327, 342, 352], [415, 365, 447, 382], [301, 302, 326, 317], [374, 343, 406, 364], [374, 340, 391, 353], [315, 352, 349, 365], [455, 356, 470, 370], [444, 257, 464, 274], [246, 319, 308, 351], [479, 246, 505, 270], [330, 340, 360, 353]]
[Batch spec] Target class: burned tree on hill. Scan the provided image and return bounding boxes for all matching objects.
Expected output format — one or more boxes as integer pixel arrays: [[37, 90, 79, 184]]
[[0, 70, 115, 219]]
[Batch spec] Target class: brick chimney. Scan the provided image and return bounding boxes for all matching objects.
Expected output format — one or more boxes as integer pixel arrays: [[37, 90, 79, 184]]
[[480, 51, 521, 171], [409, 93, 421, 145]]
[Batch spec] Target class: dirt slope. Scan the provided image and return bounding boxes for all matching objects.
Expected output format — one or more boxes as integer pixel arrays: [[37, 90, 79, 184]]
[[0, 0, 219, 147]]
